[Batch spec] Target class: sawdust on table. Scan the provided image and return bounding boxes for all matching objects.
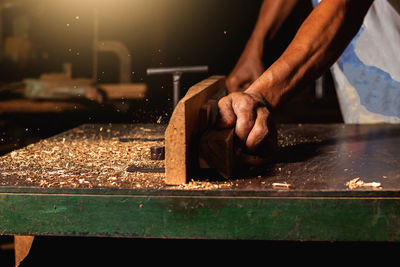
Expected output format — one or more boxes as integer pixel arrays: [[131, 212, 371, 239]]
[[0, 124, 322, 190], [0, 124, 236, 190]]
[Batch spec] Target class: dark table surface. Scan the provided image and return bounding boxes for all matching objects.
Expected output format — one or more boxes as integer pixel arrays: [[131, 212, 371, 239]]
[[231, 123, 400, 195], [0, 123, 399, 197]]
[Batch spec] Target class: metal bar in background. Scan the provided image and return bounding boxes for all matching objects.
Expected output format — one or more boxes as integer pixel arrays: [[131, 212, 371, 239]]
[[147, 65, 208, 107]]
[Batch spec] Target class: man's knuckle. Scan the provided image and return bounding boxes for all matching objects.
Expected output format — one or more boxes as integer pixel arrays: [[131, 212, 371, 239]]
[[254, 125, 268, 138], [237, 118, 252, 131], [218, 97, 226, 107], [232, 95, 256, 111], [228, 76, 238, 86], [219, 96, 232, 108]]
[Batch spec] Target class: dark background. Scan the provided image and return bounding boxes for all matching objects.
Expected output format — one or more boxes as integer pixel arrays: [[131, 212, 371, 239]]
[[0, 0, 341, 156]]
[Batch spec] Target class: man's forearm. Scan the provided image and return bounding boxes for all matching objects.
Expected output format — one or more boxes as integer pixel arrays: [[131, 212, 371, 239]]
[[245, 0, 300, 58], [249, 0, 374, 108]]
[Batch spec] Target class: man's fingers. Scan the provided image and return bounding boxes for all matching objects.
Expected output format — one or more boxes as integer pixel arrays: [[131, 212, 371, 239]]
[[218, 92, 276, 154], [217, 96, 236, 128], [246, 107, 269, 151], [226, 76, 240, 93], [232, 96, 256, 142]]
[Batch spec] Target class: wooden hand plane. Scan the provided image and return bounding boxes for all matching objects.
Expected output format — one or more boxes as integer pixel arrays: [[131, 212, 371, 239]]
[[164, 76, 247, 185]]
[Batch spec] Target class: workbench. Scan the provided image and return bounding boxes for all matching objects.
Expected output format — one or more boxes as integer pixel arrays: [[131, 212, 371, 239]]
[[1, 122, 400, 243]]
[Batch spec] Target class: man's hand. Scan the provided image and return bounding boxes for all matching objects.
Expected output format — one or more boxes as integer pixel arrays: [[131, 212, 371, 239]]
[[217, 90, 277, 154], [225, 0, 302, 93], [226, 51, 264, 93]]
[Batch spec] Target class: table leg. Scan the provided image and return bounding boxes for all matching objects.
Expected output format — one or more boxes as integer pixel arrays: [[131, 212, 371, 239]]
[[14, 235, 34, 267]]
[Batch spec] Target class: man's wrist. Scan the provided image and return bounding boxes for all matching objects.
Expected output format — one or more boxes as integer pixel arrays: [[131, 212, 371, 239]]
[[245, 70, 282, 111], [245, 35, 265, 58]]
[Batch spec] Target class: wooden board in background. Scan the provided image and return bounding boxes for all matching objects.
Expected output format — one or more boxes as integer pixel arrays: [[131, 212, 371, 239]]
[[98, 83, 147, 99]]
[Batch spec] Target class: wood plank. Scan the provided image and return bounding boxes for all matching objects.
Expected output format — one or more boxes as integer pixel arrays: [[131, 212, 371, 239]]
[[97, 83, 147, 99], [165, 76, 226, 185], [0, 99, 94, 114]]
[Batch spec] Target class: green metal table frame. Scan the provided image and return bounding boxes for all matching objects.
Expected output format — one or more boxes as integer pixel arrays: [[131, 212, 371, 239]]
[[1, 187, 400, 241]]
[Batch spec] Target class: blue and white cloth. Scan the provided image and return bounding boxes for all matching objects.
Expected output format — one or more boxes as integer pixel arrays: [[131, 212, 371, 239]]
[[312, 0, 400, 123]]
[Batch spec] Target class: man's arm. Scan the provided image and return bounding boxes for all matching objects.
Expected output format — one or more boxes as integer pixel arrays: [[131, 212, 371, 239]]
[[226, 0, 300, 92], [219, 0, 374, 153]]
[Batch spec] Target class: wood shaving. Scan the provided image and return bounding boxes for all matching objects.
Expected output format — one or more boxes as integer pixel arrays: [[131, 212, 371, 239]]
[[174, 179, 235, 190], [345, 178, 382, 190], [277, 130, 322, 148], [272, 182, 291, 189]]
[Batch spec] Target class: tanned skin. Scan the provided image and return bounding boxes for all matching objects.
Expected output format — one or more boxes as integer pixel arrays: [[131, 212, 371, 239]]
[[226, 0, 300, 92], [219, 0, 374, 154]]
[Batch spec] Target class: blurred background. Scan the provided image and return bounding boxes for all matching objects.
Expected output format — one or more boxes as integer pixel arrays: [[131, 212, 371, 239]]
[[0, 0, 342, 158], [0, 1, 356, 264]]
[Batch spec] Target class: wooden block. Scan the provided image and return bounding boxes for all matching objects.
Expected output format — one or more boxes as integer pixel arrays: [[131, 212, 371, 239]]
[[198, 99, 219, 134], [165, 76, 226, 185], [198, 128, 234, 179]]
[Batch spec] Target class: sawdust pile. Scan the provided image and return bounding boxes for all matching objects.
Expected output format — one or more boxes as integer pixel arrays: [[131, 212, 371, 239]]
[[0, 124, 166, 189], [0, 124, 239, 190]]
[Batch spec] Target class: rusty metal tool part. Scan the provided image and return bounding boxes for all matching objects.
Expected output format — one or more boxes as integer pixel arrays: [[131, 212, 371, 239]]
[[150, 146, 165, 160], [146, 65, 208, 107]]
